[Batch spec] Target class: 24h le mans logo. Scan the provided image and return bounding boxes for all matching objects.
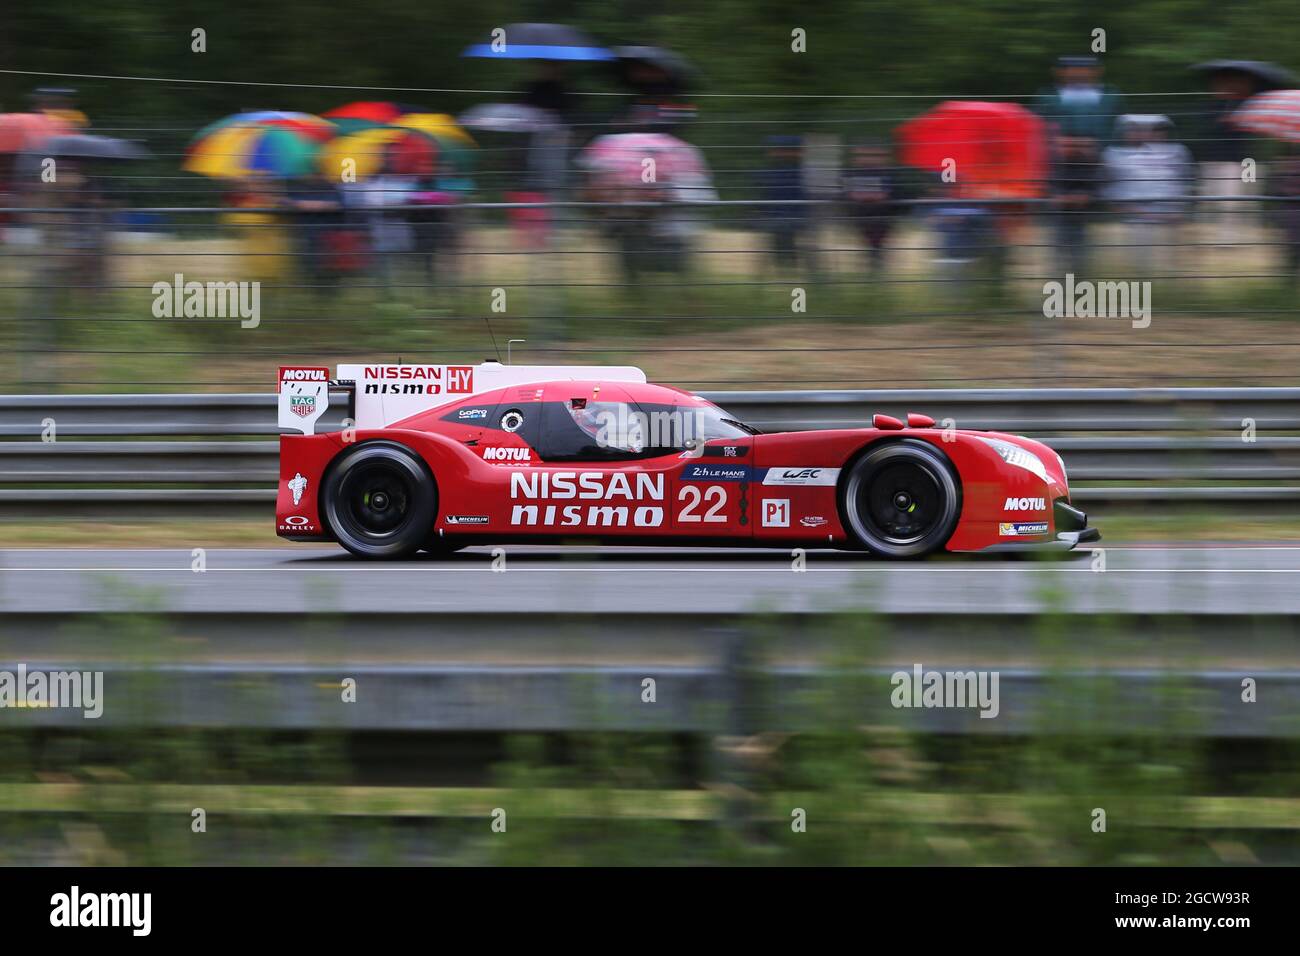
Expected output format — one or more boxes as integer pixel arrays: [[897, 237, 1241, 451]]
[[290, 394, 316, 418]]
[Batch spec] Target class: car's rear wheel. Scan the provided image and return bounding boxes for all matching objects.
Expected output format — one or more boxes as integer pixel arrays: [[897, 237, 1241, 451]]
[[841, 439, 960, 558], [322, 443, 435, 559]]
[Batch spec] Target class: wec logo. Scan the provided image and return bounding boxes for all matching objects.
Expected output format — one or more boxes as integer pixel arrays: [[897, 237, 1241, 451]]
[[762, 467, 840, 487], [1004, 496, 1045, 511]]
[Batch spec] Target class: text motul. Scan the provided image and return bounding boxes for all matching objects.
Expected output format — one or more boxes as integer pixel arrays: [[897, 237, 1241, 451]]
[[484, 447, 531, 461], [1004, 497, 1045, 511]]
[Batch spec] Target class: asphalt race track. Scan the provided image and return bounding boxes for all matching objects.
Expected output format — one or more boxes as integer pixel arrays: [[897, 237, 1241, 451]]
[[2, 544, 1298, 616]]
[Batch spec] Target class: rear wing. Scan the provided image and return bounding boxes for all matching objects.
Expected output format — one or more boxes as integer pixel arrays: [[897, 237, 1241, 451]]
[[278, 361, 646, 435]]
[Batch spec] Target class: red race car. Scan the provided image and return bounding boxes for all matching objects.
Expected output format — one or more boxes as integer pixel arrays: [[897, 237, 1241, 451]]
[[276, 362, 1099, 559]]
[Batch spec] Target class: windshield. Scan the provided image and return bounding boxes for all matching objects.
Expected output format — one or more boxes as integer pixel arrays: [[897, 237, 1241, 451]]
[[632, 401, 758, 451]]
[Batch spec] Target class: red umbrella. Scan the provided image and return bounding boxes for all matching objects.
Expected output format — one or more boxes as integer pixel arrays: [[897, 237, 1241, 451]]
[[388, 130, 438, 175], [896, 101, 1047, 199], [324, 102, 412, 124]]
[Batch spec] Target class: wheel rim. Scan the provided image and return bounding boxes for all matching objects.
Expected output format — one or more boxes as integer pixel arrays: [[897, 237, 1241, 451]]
[[856, 460, 946, 546], [339, 461, 414, 538]]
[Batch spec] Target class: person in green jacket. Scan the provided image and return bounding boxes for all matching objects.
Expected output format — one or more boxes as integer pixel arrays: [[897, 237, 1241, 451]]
[[1034, 55, 1125, 143]]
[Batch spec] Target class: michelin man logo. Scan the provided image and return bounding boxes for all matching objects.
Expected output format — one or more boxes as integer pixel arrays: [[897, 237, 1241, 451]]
[[288, 472, 308, 506]]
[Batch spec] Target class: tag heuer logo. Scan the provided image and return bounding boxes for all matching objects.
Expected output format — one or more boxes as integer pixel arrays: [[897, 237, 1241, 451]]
[[290, 395, 316, 418]]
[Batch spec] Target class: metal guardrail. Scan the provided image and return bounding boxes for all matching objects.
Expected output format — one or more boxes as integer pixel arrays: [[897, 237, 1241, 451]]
[[1, 662, 1294, 738], [0, 388, 1296, 507], [714, 387, 1300, 433]]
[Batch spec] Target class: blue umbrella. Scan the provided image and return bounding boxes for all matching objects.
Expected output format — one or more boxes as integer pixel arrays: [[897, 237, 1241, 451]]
[[463, 22, 612, 61]]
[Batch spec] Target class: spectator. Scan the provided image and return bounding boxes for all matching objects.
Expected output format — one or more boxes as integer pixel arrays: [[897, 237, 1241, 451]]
[[655, 146, 717, 277], [522, 63, 572, 121], [1103, 115, 1195, 279], [929, 174, 997, 295], [23, 159, 109, 385], [757, 135, 807, 275], [30, 86, 89, 129], [285, 176, 362, 292], [222, 175, 291, 283], [1049, 135, 1103, 277], [841, 143, 901, 272], [345, 144, 417, 297], [1034, 56, 1124, 142], [1198, 69, 1259, 250], [580, 147, 669, 285], [1272, 146, 1300, 288]]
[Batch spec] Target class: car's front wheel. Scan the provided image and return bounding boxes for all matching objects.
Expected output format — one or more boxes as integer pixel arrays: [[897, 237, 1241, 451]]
[[322, 443, 435, 559], [840, 439, 961, 558]]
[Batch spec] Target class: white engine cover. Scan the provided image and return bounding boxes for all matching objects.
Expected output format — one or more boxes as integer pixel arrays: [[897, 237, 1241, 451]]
[[279, 362, 648, 434]]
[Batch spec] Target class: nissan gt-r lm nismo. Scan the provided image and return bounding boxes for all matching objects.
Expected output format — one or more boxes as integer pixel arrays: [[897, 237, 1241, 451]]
[[276, 362, 1099, 559]]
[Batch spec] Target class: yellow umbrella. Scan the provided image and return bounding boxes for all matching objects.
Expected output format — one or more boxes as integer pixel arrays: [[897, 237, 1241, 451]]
[[393, 113, 476, 147]]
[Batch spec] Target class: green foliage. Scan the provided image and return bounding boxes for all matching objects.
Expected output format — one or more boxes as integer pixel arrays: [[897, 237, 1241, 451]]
[[4, 0, 1297, 135]]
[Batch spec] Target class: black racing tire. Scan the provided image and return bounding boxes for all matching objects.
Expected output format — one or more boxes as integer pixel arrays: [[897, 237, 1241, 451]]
[[840, 439, 961, 559], [322, 442, 435, 559]]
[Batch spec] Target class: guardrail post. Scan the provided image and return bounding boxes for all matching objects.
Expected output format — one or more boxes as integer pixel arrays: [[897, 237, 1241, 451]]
[[712, 625, 762, 843]]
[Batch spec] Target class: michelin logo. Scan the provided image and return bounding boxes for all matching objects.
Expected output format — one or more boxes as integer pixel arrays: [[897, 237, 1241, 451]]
[[999, 522, 1049, 536], [446, 515, 489, 525], [1004, 497, 1045, 511], [288, 472, 308, 506]]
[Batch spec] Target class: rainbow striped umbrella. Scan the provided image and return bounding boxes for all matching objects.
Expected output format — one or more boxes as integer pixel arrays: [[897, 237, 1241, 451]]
[[192, 110, 334, 143], [185, 123, 326, 178]]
